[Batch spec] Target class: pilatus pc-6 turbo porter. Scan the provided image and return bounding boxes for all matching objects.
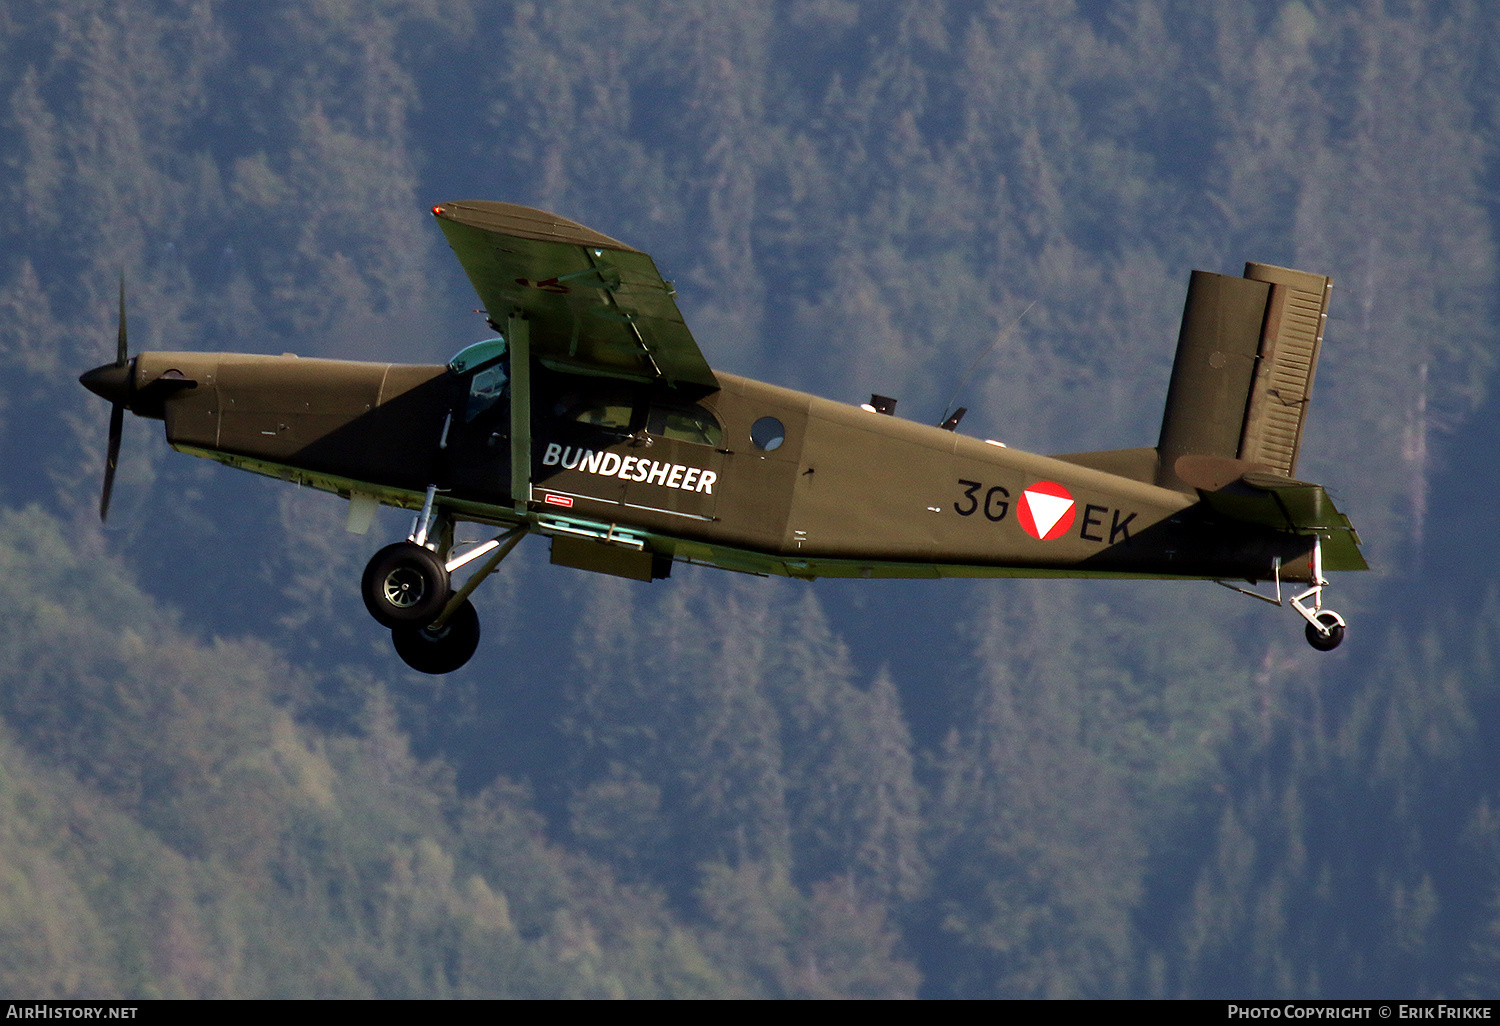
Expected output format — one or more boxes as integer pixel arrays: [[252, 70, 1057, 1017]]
[[81, 202, 1366, 673]]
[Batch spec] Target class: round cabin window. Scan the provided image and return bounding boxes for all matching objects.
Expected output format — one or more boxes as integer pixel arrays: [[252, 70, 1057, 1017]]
[[750, 416, 785, 452]]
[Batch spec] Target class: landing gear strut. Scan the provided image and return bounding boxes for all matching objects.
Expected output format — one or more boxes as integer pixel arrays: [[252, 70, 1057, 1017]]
[[1217, 534, 1346, 651], [359, 485, 528, 674], [1290, 537, 1345, 651]]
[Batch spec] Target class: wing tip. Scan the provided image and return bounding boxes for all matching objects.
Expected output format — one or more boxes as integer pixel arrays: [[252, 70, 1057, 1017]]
[[432, 200, 642, 254]]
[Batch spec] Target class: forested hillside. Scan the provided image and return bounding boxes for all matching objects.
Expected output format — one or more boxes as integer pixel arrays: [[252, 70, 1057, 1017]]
[[2, 1, 1498, 997]]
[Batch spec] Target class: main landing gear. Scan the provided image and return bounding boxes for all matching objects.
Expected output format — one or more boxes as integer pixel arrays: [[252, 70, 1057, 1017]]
[[361, 485, 526, 674], [391, 599, 481, 675], [362, 542, 450, 627], [1217, 534, 1346, 652]]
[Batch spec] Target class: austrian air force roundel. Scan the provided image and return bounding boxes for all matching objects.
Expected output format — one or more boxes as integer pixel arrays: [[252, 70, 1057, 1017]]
[[1018, 481, 1076, 541]]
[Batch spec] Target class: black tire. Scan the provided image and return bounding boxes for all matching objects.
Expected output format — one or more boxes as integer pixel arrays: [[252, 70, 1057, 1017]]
[[1305, 612, 1345, 652], [391, 599, 481, 674], [362, 542, 450, 628]]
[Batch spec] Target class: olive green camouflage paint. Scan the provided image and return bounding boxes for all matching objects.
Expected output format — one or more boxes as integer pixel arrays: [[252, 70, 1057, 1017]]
[[86, 202, 1364, 602]]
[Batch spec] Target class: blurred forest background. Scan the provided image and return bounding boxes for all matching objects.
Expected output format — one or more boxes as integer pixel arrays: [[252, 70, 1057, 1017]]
[[1, 0, 1498, 998]]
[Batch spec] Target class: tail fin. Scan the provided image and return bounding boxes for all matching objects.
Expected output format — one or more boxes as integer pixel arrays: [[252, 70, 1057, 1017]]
[[1156, 262, 1332, 491]]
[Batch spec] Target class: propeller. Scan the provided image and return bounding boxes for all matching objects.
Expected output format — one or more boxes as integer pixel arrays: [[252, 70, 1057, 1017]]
[[80, 280, 199, 520], [79, 277, 133, 521]]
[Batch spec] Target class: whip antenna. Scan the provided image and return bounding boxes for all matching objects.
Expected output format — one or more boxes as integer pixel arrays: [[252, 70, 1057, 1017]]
[[939, 299, 1036, 427]]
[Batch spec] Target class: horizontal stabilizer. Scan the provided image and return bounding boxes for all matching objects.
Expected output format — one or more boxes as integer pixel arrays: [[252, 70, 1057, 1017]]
[[1199, 473, 1367, 572]]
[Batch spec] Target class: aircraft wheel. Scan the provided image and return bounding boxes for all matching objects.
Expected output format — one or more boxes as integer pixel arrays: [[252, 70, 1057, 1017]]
[[391, 599, 480, 675], [362, 542, 450, 628], [1305, 612, 1345, 652]]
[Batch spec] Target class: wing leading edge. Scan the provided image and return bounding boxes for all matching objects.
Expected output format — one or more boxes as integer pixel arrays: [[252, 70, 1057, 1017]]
[[433, 201, 718, 393]]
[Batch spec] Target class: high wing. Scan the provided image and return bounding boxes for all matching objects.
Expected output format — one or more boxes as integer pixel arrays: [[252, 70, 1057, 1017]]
[[433, 201, 717, 392]]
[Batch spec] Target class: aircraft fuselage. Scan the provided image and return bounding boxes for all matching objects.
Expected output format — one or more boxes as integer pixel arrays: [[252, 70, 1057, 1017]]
[[126, 349, 1317, 585]]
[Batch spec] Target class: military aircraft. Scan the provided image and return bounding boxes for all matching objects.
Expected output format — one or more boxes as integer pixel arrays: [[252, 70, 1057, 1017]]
[[80, 201, 1366, 673]]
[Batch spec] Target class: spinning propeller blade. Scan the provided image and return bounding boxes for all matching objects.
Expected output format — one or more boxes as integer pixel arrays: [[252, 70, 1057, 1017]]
[[116, 276, 127, 367], [102, 401, 123, 520], [81, 276, 131, 521], [100, 276, 128, 519]]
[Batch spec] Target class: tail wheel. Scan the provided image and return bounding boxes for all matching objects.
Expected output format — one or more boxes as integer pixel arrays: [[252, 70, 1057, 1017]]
[[362, 542, 450, 628], [1305, 611, 1345, 652], [391, 599, 481, 675]]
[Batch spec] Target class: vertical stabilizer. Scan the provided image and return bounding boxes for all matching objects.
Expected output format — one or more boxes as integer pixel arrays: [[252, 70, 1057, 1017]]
[[1156, 263, 1332, 491]]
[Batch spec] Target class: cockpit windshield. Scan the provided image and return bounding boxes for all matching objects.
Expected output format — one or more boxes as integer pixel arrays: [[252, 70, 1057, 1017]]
[[448, 337, 507, 374]]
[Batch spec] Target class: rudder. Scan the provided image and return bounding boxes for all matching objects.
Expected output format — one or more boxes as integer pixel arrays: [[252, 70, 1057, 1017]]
[[1156, 262, 1332, 491]]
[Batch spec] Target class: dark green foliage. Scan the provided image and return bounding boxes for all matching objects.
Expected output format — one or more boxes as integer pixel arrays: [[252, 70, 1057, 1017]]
[[0, 508, 748, 996], [556, 576, 922, 992]]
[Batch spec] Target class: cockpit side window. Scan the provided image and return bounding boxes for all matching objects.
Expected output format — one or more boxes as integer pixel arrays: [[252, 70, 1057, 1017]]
[[466, 363, 508, 422], [553, 387, 643, 437], [449, 338, 510, 422], [574, 402, 635, 431], [647, 403, 723, 447]]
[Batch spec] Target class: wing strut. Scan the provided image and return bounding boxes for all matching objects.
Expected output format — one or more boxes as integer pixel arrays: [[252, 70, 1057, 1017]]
[[508, 312, 532, 511]]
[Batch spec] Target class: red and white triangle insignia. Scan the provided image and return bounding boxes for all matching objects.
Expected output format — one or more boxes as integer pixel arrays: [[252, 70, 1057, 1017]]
[[1018, 481, 1076, 541]]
